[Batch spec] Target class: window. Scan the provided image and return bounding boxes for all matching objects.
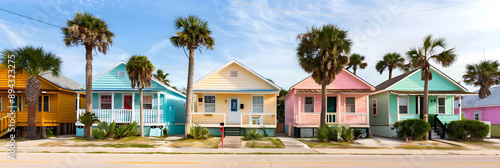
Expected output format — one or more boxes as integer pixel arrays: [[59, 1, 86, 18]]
[[438, 98, 446, 114], [38, 96, 49, 112], [474, 111, 481, 120], [345, 97, 356, 113], [12, 96, 18, 111], [118, 71, 126, 78], [204, 96, 216, 112], [143, 95, 153, 109], [252, 96, 264, 113], [372, 99, 377, 116], [304, 97, 314, 112], [399, 97, 408, 114], [0, 96, 2, 111], [230, 70, 238, 77], [18, 96, 23, 111], [100, 95, 112, 109]]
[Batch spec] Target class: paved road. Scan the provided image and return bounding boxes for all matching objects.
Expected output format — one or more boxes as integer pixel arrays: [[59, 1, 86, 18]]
[[2, 153, 500, 168]]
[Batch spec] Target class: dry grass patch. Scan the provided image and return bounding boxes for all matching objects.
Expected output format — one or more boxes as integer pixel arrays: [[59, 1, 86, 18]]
[[168, 138, 221, 148], [245, 138, 284, 148], [63, 136, 157, 148], [460, 140, 500, 150], [300, 140, 386, 149], [39, 141, 68, 147], [397, 141, 462, 150]]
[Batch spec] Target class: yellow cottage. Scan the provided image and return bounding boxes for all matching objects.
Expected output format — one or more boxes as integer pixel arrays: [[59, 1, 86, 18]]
[[0, 67, 85, 137], [191, 60, 280, 136]]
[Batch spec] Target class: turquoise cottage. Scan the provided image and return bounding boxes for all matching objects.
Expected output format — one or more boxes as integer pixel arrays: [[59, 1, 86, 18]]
[[369, 66, 474, 138], [75, 61, 186, 136]]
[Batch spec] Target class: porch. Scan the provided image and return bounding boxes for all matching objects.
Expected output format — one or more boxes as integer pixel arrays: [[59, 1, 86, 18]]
[[77, 109, 164, 124], [191, 112, 276, 128], [295, 112, 369, 126]]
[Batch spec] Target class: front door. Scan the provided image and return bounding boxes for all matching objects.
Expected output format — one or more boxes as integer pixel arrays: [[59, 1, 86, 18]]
[[327, 97, 337, 123], [124, 95, 132, 109], [227, 97, 241, 124], [417, 96, 424, 119]]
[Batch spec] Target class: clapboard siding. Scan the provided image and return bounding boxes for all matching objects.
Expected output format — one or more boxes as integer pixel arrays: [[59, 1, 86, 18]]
[[194, 63, 277, 90], [389, 69, 462, 91]]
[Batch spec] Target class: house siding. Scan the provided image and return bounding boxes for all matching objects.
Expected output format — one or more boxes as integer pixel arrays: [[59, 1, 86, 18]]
[[389, 69, 462, 91], [369, 92, 388, 126]]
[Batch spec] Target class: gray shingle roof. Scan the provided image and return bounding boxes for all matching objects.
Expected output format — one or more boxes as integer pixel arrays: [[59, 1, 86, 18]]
[[455, 85, 500, 108], [40, 73, 82, 90], [374, 69, 418, 91]]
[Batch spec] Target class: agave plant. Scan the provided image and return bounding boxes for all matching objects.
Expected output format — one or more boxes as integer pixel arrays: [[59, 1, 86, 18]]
[[189, 124, 210, 140]]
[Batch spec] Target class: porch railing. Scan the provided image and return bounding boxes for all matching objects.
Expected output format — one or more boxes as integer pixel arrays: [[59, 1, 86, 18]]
[[241, 113, 276, 127], [77, 109, 164, 123], [338, 113, 368, 125], [296, 112, 337, 125]]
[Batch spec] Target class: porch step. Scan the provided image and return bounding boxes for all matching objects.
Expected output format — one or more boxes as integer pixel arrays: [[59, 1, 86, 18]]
[[430, 129, 442, 139], [224, 127, 241, 136], [0, 127, 14, 138]]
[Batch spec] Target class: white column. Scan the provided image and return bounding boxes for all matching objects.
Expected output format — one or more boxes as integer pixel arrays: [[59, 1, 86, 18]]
[[111, 93, 115, 122], [337, 94, 341, 123], [132, 93, 135, 123], [366, 95, 370, 125], [157, 92, 160, 123], [76, 92, 80, 121], [459, 95, 462, 120]]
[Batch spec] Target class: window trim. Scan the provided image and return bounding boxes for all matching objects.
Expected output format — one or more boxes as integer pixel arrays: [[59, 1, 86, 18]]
[[203, 94, 217, 113], [304, 96, 314, 113], [37, 95, 50, 112], [398, 96, 409, 114], [142, 94, 154, 110], [474, 110, 481, 120], [251, 95, 265, 113], [118, 71, 126, 78], [99, 94, 112, 109], [372, 99, 377, 116], [437, 97, 446, 114], [345, 97, 356, 113], [18, 96, 23, 112]]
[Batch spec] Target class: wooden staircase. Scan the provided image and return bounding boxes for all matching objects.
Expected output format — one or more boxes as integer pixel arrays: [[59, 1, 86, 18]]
[[0, 112, 13, 137]]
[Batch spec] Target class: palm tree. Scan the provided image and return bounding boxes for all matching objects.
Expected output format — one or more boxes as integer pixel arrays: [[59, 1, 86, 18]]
[[1, 46, 61, 139], [125, 55, 154, 137], [154, 69, 170, 86], [170, 15, 214, 137], [346, 53, 368, 75], [375, 52, 406, 79], [296, 24, 351, 126], [406, 34, 456, 140], [62, 12, 114, 138], [463, 60, 500, 99]]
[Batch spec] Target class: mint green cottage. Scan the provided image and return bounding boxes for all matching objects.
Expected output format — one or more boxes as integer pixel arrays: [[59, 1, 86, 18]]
[[75, 61, 186, 136], [369, 66, 475, 138]]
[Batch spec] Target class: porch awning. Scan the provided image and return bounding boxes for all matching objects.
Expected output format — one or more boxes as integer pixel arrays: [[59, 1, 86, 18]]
[[295, 89, 373, 93], [389, 90, 477, 95]]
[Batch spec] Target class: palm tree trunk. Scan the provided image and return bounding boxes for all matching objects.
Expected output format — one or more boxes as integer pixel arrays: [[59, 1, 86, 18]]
[[84, 45, 93, 139], [320, 83, 327, 126], [185, 48, 195, 138], [140, 88, 144, 137], [353, 67, 357, 75], [25, 76, 40, 139], [388, 68, 393, 79], [423, 70, 429, 140]]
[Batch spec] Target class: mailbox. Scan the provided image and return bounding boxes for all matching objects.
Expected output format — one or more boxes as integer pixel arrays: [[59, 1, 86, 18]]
[[220, 122, 225, 149], [240, 104, 244, 109]]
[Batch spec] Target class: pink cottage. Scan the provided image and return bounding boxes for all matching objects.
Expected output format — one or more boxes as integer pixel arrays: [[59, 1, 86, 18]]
[[284, 69, 375, 138]]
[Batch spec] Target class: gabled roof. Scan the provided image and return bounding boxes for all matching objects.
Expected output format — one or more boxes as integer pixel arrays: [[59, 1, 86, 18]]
[[374, 65, 467, 92], [41, 73, 82, 90], [289, 68, 376, 91], [194, 59, 281, 90], [85, 61, 185, 98], [455, 85, 500, 108]]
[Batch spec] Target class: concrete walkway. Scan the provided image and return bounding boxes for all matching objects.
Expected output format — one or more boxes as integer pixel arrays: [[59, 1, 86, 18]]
[[433, 139, 487, 150], [219, 136, 242, 148], [275, 133, 310, 149]]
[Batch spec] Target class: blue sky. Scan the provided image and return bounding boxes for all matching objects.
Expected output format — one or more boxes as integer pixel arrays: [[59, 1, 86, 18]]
[[1, 0, 499, 91]]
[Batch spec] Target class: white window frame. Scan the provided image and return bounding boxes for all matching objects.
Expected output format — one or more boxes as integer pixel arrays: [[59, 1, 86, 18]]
[[345, 97, 356, 113], [474, 110, 481, 120], [437, 97, 446, 114], [118, 71, 126, 78], [251, 95, 265, 113], [398, 96, 409, 114], [304, 97, 314, 113], [143, 94, 154, 110], [372, 99, 377, 116], [203, 94, 217, 113], [99, 94, 112, 109]]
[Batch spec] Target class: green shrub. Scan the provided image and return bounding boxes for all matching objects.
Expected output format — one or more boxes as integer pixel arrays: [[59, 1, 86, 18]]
[[79, 113, 100, 125], [394, 119, 431, 141], [447, 120, 489, 141], [97, 121, 116, 139], [162, 128, 168, 137], [259, 127, 269, 137], [316, 124, 329, 142], [244, 128, 263, 140], [188, 124, 210, 140], [353, 129, 362, 140], [113, 121, 139, 139], [428, 114, 436, 127], [341, 126, 354, 143], [46, 129, 56, 137], [327, 124, 343, 142], [92, 128, 107, 140]]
